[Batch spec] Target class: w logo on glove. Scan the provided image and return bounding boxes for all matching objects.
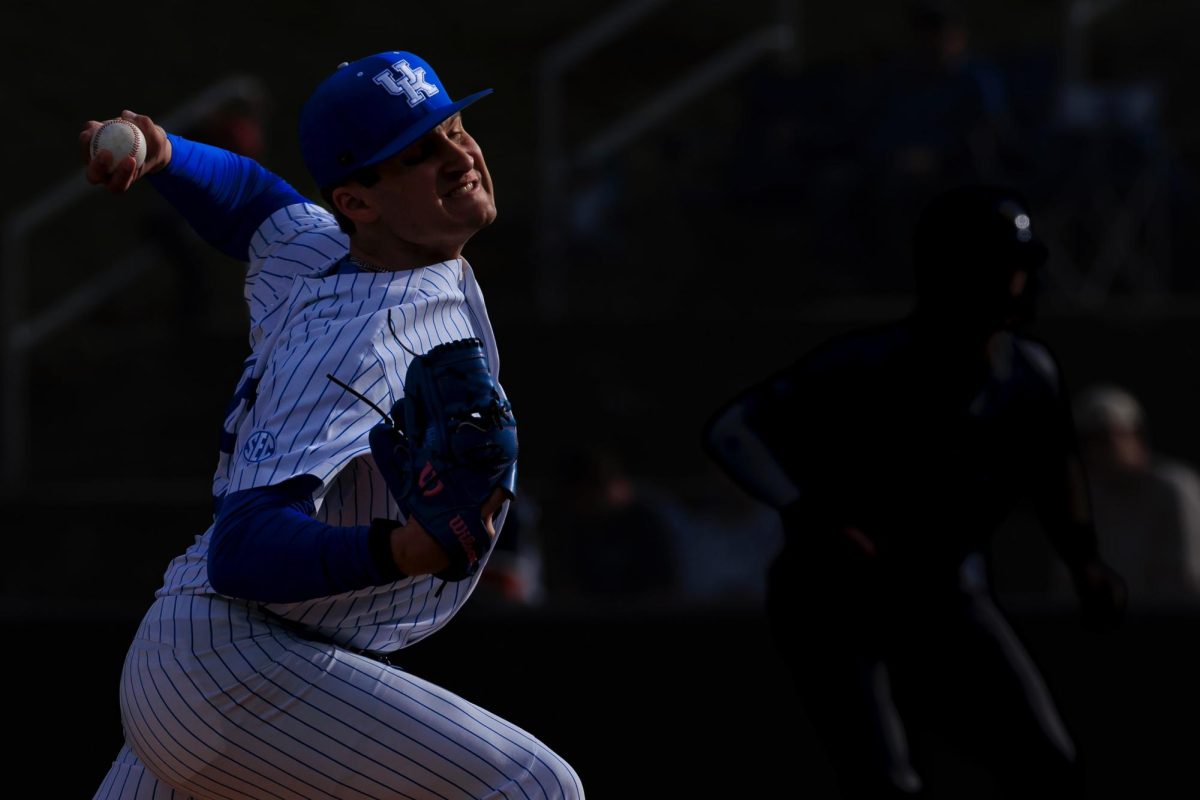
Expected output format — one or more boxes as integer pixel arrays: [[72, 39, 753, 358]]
[[419, 462, 445, 497]]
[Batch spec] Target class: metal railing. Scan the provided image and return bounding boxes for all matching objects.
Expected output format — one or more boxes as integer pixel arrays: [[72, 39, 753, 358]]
[[1, 75, 268, 492], [535, 0, 798, 321]]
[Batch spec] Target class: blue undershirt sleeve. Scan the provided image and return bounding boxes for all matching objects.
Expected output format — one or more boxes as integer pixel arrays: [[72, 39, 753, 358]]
[[209, 475, 405, 603], [147, 133, 308, 262]]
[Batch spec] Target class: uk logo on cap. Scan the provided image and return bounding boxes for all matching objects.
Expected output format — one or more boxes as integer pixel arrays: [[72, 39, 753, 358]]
[[299, 50, 493, 189], [374, 60, 440, 107]]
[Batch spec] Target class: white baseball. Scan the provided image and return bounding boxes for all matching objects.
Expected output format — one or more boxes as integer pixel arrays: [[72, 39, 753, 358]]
[[91, 118, 146, 172]]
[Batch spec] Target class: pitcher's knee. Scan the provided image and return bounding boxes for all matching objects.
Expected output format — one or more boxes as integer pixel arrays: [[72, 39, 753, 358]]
[[547, 758, 585, 800], [499, 753, 584, 800]]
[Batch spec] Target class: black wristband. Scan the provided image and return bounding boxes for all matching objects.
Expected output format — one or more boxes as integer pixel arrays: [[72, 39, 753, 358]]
[[368, 518, 406, 583]]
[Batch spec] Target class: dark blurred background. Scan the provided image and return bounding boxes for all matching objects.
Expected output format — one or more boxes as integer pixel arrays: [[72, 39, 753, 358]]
[[4, 1, 1200, 797]]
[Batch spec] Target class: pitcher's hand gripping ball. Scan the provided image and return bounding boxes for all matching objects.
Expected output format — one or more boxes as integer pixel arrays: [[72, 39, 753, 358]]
[[90, 118, 146, 173], [370, 338, 518, 581]]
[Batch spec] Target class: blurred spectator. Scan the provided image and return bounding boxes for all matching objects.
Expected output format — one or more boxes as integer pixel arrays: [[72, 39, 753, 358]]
[[726, 0, 1023, 294], [725, 56, 877, 291], [193, 95, 269, 160], [539, 445, 682, 602], [659, 467, 785, 606], [472, 492, 548, 607], [1050, 384, 1200, 606], [868, 0, 1009, 183], [565, 158, 627, 263], [857, 0, 1016, 289]]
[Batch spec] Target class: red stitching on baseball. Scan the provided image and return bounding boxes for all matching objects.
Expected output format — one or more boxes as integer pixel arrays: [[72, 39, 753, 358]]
[[92, 119, 143, 167]]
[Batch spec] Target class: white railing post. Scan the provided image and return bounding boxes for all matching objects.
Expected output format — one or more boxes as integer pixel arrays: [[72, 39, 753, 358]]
[[0, 75, 267, 494]]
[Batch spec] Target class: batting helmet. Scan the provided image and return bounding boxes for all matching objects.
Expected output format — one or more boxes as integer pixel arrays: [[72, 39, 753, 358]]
[[912, 184, 1049, 321]]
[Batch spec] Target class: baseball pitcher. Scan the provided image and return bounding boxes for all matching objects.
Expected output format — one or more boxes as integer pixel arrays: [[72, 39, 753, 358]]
[[85, 51, 584, 800]]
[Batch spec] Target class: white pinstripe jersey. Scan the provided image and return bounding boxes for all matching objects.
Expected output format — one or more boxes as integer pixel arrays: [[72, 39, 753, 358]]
[[155, 202, 509, 653]]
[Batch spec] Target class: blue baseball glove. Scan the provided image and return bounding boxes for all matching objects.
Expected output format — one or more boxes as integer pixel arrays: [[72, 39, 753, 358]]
[[369, 337, 518, 581]]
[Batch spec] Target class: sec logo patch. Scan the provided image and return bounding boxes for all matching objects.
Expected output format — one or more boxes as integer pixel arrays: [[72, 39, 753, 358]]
[[242, 430, 276, 463]]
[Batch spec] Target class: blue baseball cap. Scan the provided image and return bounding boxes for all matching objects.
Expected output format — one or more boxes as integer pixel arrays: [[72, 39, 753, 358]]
[[299, 51, 492, 189]]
